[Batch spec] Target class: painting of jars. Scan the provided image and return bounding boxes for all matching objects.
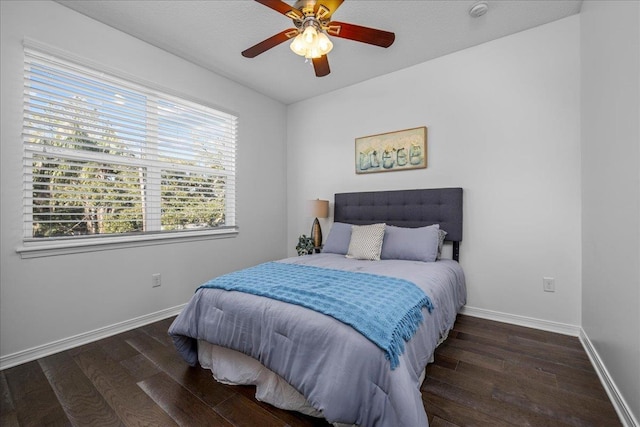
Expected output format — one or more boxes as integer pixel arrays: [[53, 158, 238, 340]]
[[355, 126, 427, 174]]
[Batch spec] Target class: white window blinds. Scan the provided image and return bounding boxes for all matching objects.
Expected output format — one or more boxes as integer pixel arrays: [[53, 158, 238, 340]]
[[23, 48, 237, 240]]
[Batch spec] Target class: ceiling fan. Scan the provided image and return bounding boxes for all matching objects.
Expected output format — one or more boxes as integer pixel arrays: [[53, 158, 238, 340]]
[[241, 0, 395, 77]]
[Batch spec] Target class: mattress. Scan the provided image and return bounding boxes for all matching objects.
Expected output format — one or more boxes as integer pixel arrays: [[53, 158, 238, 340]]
[[169, 253, 466, 426]]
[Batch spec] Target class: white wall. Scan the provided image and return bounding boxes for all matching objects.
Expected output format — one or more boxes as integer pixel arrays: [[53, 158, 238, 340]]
[[287, 16, 582, 327], [581, 1, 640, 423], [0, 1, 288, 361]]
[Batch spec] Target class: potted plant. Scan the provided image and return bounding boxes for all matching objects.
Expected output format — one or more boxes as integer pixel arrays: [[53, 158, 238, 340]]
[[296, 235, 315, 256]]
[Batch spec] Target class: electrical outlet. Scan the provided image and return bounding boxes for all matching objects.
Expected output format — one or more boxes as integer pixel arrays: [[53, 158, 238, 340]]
[[543, 277, 555, 292], [152, 273, 161, 288]]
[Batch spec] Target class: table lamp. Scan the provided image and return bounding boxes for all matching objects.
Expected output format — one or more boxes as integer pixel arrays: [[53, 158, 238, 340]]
[[309, 199, 329, 251]]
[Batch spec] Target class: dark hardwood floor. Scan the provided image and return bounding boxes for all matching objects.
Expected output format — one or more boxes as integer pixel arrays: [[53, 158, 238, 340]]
[[1, 315, 621, 426]]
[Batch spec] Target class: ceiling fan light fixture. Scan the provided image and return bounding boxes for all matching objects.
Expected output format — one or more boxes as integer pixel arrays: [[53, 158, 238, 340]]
[[290, 23, 333, 58]]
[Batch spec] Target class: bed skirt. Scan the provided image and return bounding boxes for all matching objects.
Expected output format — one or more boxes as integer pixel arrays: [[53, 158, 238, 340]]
[[196, 336, 441, 427]]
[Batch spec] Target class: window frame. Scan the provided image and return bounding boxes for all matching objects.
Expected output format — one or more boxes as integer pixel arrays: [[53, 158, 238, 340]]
[[18, 41, 239, 258]]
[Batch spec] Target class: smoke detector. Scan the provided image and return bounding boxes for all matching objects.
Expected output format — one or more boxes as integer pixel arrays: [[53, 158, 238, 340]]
[[469, 1, 489, 18]]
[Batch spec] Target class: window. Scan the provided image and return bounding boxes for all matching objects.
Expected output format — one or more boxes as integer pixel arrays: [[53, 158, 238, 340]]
[[22, 48, 237, 244]]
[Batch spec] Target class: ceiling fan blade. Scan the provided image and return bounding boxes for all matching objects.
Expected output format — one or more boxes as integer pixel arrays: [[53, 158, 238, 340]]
[[314, 0, 344, 21], [312, 55, 330, 77], [242, 28, 299, 58], [326, 21, 395, 48], [254, 0, 303, 20]]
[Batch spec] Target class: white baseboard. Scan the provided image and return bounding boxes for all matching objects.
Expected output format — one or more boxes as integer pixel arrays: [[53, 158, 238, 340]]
[[459, 305, 637, 427], [579, 329, 639, 427], [0, 304, 186, 371], [459, 305, 581, 336]]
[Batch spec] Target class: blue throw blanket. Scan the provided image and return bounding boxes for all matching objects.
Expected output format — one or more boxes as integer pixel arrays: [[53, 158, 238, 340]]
[[198, 262, 433, 369]]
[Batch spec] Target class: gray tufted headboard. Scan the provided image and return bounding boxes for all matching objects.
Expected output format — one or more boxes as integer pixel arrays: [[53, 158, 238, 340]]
[[334, 188, 463, 261]]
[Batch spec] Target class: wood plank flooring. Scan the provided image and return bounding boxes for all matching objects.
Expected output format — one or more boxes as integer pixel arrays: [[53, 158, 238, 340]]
[[1, 315, 621, 426]]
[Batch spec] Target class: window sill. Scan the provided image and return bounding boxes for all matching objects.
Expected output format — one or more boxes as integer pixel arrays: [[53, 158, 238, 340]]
[[16, 228, 239, 259]]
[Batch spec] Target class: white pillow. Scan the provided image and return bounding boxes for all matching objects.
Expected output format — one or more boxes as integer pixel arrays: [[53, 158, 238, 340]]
[[346, 223, 386, 261]]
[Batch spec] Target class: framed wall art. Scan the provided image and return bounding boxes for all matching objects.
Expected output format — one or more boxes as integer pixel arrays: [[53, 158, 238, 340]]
[[355, 126, 427, 174]]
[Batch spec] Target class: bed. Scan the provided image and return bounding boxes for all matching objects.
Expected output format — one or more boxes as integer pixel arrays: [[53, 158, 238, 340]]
[[169, 187, 466, 426]]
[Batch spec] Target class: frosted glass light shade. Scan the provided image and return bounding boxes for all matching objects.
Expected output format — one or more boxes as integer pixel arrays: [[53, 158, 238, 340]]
[[317, 32, 333, 55], [290, 34, 307, 56]]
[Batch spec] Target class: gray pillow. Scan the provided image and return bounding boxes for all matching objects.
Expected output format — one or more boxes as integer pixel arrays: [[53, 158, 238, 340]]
[[321, 222, 352, 255], [380, 224, 440, 262], [346, 223, 386, 261]]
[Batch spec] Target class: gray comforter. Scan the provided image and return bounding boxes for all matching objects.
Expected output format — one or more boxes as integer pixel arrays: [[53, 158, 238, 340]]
[[169, 254, 466, 426]]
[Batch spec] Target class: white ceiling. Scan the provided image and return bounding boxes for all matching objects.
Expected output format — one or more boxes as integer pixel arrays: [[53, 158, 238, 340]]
[[56, 0, 582, 105]]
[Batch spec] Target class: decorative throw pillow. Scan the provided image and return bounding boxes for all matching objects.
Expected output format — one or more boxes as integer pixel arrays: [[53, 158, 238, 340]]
[[322, 222, 353, 255], [437, 229, 448, 259], [380, 224, 440, 262], [346, 223, 386, 261]]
